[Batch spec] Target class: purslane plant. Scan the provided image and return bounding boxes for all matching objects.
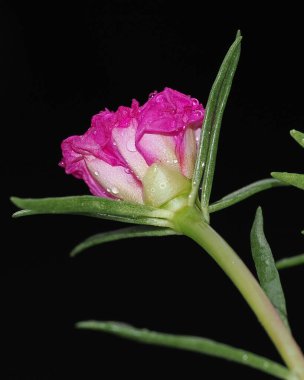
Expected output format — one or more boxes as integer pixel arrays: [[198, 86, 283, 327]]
[[11, 31, 304, 379]]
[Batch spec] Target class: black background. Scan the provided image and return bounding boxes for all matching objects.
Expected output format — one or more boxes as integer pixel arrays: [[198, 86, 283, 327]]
[[2, 1, 304, 379]]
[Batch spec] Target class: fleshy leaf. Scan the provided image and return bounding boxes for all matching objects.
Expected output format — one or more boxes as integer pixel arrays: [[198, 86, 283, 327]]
[[276, 254, 304, 270], [271, 172, 304, 191], [189, 31, 242, 215], [290, 129, 304, 148], [76, 320, 290, 380], [70, 226, 177, 257], [11, 196, 173, 228], [209, 178, 286, 213], [250, 207, 289, 328]]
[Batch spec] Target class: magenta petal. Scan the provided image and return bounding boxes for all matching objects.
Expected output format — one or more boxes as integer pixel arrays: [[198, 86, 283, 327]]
[[60, 88, 205, 204]]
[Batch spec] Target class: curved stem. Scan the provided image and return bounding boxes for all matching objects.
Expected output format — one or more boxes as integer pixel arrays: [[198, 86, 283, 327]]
[[173, 206, 304, 380]]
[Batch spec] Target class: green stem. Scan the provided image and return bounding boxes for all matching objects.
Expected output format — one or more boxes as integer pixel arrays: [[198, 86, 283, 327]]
[[173, 206, 304, 380]]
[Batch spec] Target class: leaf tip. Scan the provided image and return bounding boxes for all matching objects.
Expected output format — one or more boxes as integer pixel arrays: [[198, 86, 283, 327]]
[[236, 29, 242, 38], [69, 247, 80, 258], [10, 196, 21, 207], [254, 206, 263, 220], [270, 172, 280, 180], [12, 210, 31, 218], [290, 129, 297, 136]]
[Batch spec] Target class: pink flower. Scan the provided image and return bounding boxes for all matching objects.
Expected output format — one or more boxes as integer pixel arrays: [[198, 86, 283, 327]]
[[60, 88, 204, 205]]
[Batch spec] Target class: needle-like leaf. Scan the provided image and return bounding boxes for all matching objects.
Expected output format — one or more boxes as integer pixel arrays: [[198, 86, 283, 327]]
[[189, 32, 242, 217], [70, 226, 177, 257], [11, 196, 173, 227], [76, 321, 290, 380], [250, 207, 289, 328], [209, 178, 285, 213]]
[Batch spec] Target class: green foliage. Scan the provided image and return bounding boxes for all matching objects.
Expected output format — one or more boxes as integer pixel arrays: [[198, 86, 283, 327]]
[[276, 254, 304, 270], [250, 207, 289, 327], [11, 196, 173, 227], [76, 321, 290, 380], [189, 31, 242, 223], [70, 226, 177, 257]]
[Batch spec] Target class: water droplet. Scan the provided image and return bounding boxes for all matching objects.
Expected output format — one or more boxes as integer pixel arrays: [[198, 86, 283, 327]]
[[59, 161, 64, 167], [124, 168, 131, 174], [192, 98, 199, 106], [106, 188, 111, 193], [111, 187, 119, 194], [160, 182, 166, 189], [150, 187, 155, 193], [155, 94, 164, 103], [126, 139, 137, 152], [173, 159, 178, 164], [113, 141, 117, 146], [242, 354, 248, 361], [195, 136, 200, 142], [193, 181, 197, 185], [149, 90, 157, 99], [94, 171, 99, 176], [194, 110, 203, 118]]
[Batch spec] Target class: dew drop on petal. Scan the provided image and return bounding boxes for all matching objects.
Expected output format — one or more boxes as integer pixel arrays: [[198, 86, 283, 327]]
[[149, 91, 157, 99], [94, 171, 99, 176], [194, 110, 203, 118], [192, 98, 199, 106], [126, 139, 137, 152], [155, 94, 164, 103], [111, 187, 119, 194], [173, 159, 178, 164]]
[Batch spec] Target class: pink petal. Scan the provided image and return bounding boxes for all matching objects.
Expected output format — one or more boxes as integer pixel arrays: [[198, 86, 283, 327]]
[[137, 133, 179, 171], [86, 158, 144, 204], [178, 128, 197, 179], [112, 120, 149, 180]]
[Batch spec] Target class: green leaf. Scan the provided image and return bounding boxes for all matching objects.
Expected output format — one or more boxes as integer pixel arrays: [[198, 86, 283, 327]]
[[11, 196, 173, 228], [276, 254, 304, 270], [290, 129, 304, 148], [250, 207, 289, 328], [271, 172, 304, 191], [76, 321, 290, 380], [189, 32, 242, 214], [70, 226, 177, 257], [209, 178, 286, 213]]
